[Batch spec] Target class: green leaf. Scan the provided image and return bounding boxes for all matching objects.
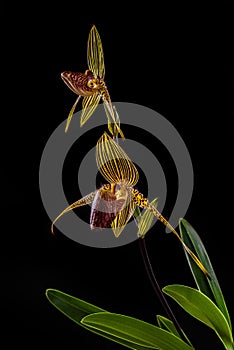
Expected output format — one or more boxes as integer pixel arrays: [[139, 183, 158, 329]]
[[163, 284, 234, 350], [82, 312, 194, 350], [157, 315, 181, 337], [156, 315, 193, 347], [46, 288, 106, 321], [179, 218, 232, 329], [46, 289, 152, 350]]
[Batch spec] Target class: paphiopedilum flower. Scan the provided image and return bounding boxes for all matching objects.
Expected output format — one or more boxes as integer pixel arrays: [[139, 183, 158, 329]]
[[52, 132, 210, 278], [61, 25, 124, 139]]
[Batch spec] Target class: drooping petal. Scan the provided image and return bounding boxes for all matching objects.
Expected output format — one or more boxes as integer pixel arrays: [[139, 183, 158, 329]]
[[96, 132, 139, 186], [80, 92, 101, 126], [51, 191, 96, 234], [65, 95, 82, 132], [87, 25, 105, 79], [130, 188, 210, 278]]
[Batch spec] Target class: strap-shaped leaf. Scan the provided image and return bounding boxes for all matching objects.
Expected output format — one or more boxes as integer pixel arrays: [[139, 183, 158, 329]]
[[82, 312, 193, 350], [46, 289, 158, 350], [157, 315, 193, 347], [87, 25, 105, 79], [46, 288, 106, 320], [179, 218, 232, 329], [96, 132, 139, 186], [163, 285, 234, 350]]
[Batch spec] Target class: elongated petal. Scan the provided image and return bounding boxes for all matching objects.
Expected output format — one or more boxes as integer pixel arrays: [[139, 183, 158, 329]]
[[80, 93, 101, 126], [130, 188, 210, 278], [87, 25, 105, 79], [65, 95, 82, 132], [51, 191, 96, 234], [96, 132, 139, 186]]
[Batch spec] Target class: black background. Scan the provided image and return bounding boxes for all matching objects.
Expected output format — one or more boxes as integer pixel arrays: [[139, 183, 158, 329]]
[[3, 2, 233, 349]]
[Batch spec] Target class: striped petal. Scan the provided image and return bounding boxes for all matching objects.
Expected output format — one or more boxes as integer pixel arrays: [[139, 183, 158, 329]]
[[130, 188, 210, 278]]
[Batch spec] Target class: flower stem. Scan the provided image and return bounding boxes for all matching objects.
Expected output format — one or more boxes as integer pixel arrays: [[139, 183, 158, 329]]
[[138, 237, 189, 344]]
